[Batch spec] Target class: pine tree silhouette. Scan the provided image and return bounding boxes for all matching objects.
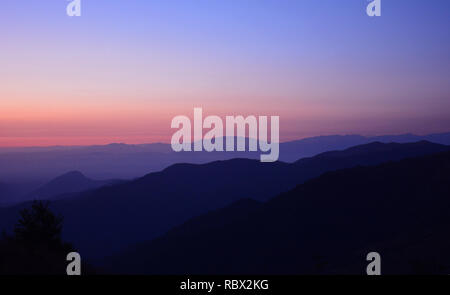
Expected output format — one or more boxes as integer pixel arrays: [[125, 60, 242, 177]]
[[14, 201, 64, 246], [0, 201, 74, 274]]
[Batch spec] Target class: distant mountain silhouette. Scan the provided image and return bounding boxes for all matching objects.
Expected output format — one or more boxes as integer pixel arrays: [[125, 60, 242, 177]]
[[0, 141, 448, 259], [26, 171, 123, 200], [373, 132, 450, 145], [103, 150, 450, 274], [1, 132, 450, 183], [279, 132, 450, 162]]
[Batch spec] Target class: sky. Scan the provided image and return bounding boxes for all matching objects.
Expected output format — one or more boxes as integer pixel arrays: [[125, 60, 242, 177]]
[[1, 0, 450, 146]]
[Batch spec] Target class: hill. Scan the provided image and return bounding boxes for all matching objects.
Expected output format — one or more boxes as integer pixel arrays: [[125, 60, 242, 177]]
[[103, 150, 450, 274], [0, 141, 448, 259], [27, 171, 122, 200]]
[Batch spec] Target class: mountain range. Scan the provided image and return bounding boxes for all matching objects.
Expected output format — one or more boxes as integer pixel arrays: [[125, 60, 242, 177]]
[[103, 150, 450, 274], [0, 140, 448, 259], [1, 132, 450, 182], [2, 132, 450, 205]]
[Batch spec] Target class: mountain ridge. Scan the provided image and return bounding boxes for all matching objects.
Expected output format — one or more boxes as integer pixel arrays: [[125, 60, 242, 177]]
[[26, 171, 123, 201], [1, 132, 450, 183], [102, 150, 450, 274], [0, 141, 449, 259]]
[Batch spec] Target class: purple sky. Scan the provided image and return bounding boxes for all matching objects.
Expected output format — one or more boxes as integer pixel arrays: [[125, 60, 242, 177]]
[[1, 0, 449, 146]]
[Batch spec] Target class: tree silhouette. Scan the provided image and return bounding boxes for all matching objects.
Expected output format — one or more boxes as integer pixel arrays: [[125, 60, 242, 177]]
[[14, 201, 64, 246], [0, 201, 74, 274]]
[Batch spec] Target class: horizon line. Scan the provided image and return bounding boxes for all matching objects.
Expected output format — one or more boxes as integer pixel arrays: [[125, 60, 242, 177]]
[[1, 132, 449, 149]]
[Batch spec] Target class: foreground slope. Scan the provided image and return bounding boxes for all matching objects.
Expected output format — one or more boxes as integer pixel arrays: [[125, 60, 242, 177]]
[[105, 151, 450, 274]]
